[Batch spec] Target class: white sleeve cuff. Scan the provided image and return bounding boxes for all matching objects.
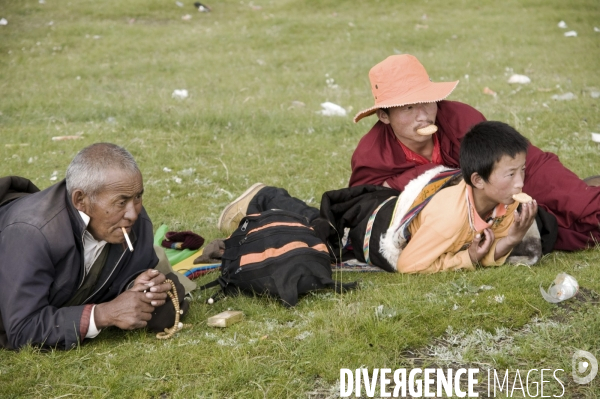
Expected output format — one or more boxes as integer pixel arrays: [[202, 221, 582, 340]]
[[85, 305, 102, 339]]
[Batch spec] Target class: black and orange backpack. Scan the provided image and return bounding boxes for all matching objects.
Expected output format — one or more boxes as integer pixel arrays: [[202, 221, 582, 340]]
[[200, 209, 356, 307]]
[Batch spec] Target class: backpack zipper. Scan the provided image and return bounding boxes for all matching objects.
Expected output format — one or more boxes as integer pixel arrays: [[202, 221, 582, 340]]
[[242, 210, 309, 225], [236, 224, 316, 246]]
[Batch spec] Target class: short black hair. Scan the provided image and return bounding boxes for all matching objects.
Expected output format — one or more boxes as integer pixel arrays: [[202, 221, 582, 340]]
[[460, 121, 529, 186]]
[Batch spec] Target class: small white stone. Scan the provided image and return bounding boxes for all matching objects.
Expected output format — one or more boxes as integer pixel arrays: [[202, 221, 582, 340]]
[[208, 297, 214, 304], [317, 101, 347, 117], [551, 92, 576, 101], [507, 74, 531, 84], [172, 89, 188, 99], [178, 322, 184, 329]]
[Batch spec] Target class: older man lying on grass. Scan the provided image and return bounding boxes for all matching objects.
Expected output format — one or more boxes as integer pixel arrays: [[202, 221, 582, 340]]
[[0, 143, 191, 350]]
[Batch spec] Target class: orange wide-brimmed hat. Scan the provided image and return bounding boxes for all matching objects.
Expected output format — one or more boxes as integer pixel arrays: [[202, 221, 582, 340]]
[[353, 55, 459, 123]]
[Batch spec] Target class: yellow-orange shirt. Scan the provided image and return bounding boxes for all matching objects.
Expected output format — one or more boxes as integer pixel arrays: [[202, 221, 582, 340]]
[[397, 180, 519, 273]]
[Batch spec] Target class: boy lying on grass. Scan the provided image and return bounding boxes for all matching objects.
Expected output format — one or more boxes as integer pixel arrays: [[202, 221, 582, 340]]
[[386, 120, 538, 273], [217, 121, 538, 273]]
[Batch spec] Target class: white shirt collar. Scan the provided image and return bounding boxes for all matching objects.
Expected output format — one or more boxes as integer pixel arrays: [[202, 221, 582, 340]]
[[78, 210, 108, 274], [76, 211, 105, 338], [79, 210, 91, 227]]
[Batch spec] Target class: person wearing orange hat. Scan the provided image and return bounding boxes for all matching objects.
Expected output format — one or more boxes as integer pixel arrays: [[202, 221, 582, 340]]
[[350, 54, 600, 252], [351, 55, 485, 190], [217, 121, 539, 273]]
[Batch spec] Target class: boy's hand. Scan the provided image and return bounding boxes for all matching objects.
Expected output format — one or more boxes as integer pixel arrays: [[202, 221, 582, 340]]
[[506, 200, 538, 245], [494, 200, 538, 261], [468, 228, 495, 264]]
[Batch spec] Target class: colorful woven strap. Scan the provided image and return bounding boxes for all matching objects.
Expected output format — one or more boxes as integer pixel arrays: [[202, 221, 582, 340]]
[[363, 196, 397, 265], [394, 169, 462, 240]]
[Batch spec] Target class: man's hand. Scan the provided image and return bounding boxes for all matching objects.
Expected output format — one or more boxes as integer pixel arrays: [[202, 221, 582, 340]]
[[130, 269, 171, 307], [468, 228, 495, 264], [94, 291, 154, 330], [93, 269, 171, 330]]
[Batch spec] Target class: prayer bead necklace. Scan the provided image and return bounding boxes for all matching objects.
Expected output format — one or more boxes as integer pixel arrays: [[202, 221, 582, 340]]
[[156, 279, 191, 339]]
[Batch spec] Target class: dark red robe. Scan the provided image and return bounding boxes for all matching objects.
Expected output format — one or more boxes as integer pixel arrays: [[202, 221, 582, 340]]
[[349, 100, 600, 251]]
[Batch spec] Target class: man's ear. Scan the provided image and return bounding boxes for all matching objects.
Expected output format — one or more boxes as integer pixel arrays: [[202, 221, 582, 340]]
[[376, 109, 390, 124], [470, 172, 485, 189], [71, 189, 89, 213]]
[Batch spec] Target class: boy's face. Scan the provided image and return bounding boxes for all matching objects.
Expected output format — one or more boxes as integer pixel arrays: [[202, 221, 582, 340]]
[[480, 152, 527, 206]]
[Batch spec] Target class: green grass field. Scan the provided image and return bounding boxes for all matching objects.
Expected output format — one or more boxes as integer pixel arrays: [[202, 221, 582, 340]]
[[1, 0, 599, 397]]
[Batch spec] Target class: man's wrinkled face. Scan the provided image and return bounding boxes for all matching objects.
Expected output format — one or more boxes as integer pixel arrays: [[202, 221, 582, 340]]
[[377, 103, 438, 147], [73, 169, 144, 244]]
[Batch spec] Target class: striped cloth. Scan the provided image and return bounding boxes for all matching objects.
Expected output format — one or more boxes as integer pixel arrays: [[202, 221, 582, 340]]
[[393, 169, 462, 240]]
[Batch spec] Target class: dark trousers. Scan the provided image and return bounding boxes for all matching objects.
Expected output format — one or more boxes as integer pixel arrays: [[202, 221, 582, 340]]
[[248, 186, 320, 222]]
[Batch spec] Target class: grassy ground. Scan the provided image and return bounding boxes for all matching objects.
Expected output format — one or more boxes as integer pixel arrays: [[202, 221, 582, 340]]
[[1, 0, 599, 397]]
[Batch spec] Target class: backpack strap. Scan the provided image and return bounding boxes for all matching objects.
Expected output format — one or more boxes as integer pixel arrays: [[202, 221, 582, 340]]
[[197, 278, 229, 304], [334, 281, 359, 293], [197, 278, 221, 290]]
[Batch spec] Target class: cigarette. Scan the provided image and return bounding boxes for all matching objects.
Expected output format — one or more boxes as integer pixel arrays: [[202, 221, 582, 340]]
[[122, 227, 134, 252]]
